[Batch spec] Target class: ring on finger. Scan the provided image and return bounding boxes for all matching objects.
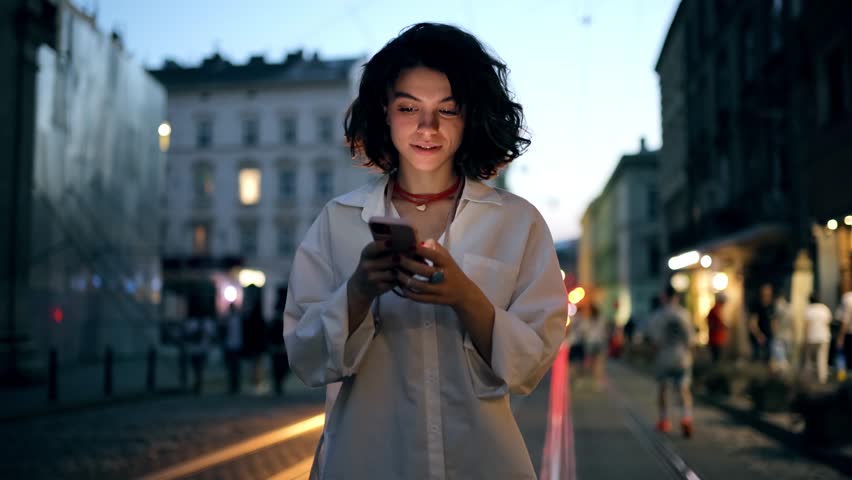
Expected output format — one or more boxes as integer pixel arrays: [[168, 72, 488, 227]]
[[429, 269, 445, 284]]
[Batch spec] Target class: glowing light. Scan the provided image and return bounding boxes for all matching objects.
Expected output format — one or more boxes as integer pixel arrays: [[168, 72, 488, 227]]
[[158, 122, 172, 137], [568, 287, 586, 305], [712, 272, 729, 292], [845, 215, 852, 226], [700, 255, 712, 268], [827, 219, 838, 230], [238, 269, 266, 287], [567, 303, 578, 317], [668, 251, 700, 270], [223, 285, 238, 303], [51, 307, 63, 324], [565, 316, 571, 327], [670, 272, 690, 292], [239, 168, 262, 205], [560, 269, 566, 280]]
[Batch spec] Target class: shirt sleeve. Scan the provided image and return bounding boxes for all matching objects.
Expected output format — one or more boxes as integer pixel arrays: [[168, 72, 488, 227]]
[[463, 212, 568, 398], [283, 207, 376, 388]]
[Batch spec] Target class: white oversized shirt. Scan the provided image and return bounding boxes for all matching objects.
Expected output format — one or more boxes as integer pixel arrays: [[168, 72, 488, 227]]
[[283, 175, 567, 479]]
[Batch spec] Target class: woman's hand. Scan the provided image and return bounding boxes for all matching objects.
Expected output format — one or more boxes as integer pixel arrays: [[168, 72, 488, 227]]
[[346, 240, 398, 335], [397, 240, 496, 362]]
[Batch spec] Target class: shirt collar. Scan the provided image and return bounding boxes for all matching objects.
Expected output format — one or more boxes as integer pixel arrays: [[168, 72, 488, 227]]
[[333, 174, 503, 223]]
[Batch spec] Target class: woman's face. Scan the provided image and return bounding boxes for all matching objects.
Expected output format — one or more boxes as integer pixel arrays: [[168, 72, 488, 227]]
[[387, 67, 465, 176]]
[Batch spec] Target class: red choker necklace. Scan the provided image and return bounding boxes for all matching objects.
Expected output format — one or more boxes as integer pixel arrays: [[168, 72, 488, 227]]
[[393, 177, 463, 211]]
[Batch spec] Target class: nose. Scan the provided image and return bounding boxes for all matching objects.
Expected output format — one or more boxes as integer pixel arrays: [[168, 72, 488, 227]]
[[417, 110, 439, 133]]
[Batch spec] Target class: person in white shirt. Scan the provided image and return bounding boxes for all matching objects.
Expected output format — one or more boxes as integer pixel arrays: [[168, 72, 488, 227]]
[[803, 295, 833, 384], [283, 23, 567, 479]]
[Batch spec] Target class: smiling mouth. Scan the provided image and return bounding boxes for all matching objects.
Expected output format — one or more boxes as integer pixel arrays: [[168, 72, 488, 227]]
[[412, 144, 442, 151]]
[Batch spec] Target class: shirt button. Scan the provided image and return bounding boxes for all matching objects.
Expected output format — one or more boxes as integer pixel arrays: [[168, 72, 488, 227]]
[[424, 321, 432, 327]]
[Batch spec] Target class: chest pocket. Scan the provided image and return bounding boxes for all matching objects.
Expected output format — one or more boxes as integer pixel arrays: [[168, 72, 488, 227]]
[[462, 253, 519, 311]]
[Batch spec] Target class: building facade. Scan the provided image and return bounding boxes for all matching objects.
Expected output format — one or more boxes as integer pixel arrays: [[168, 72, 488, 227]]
[[655, 0, 852, 360], [19, 1, 167, 365], [579, 140, 662, 328], [150, 52, 372, 321]]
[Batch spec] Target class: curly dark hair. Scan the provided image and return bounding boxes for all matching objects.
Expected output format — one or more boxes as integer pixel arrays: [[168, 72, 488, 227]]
[[344, 23, 530, 180]]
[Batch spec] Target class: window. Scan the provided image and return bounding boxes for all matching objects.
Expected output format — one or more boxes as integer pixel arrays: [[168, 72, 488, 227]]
[[279, 169, 296, 201], [647, 188, 658, 220], [238, 222, 258, 257], [280, 115, 298, 144], [315, 169, 332, 199], [192, 223, 209, 254], [239, 168, 262, 205], [243, 117, 259, 146], [317, 115, 334, 143], [196, 119, 212, 148], [648, 245, 660, 276], [192, 163, 215, 200], [278, 224, 294, 257]]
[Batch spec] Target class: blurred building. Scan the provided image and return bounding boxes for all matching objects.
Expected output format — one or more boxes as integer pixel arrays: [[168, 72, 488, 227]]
[[2, 0, 59, 382], [3, 0, 168, 375], [149, 51, 371, 321], [655, 0, 852, 359], [579, 139, 662, 328]]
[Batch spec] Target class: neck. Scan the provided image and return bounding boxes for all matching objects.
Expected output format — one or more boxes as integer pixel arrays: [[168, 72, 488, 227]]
[[395, 168, 457, 194]]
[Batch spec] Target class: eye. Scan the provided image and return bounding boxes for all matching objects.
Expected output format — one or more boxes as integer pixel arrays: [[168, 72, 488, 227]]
[[397, 105, 416, 113], [439, 108, 459, 116]]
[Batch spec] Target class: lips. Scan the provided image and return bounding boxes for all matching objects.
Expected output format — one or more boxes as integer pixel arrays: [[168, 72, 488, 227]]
[[412, 143, 442, 151]]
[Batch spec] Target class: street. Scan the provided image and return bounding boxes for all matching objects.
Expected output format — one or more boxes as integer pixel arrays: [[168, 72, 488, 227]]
[[1, 353, 848, 479]]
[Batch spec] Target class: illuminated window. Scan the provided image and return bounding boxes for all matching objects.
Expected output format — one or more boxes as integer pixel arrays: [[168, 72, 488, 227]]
[[193, 163, 214, 199], [192, 223, 209, 254], [239, 168, 262, 205]]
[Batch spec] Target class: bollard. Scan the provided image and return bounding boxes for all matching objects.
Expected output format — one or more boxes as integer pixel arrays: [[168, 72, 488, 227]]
[[104, 346, 113, 396], [146, 346, 156, 392], [48, 348, 58, 402]]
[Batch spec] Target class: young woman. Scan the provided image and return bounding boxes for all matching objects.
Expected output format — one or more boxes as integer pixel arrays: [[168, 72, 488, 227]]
[[284, 23, 567, 479]]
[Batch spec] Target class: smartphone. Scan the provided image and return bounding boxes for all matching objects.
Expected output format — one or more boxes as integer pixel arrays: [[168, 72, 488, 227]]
[[368, 216, 418, 253]]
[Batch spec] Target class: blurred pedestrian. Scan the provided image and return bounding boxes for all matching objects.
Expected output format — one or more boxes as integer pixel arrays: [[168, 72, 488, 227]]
[[648, 285, 696, 438], [242, 292, 268, 394], [707, 293, 728, 364], [802, 295, 832, 384], [184, 314, 216, 394], [222, 302, 243, 394], [771, 293, 793, 372], [833, 290, 852, 381], [268, 287, 290, 395], [749, 283, 776, 365], [583, 305, 608, 388], [283, 23, 566, 479]]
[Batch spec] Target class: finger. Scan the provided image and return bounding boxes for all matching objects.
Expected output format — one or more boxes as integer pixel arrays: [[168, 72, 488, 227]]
[[398, 255, 434, 276], [413, 244, 446, 265], [363, 240, 394, 259], [363, 254, 399, 272], [402, 289, 447, 305], [367, 270, 396, 284], [396, 270, 440, 295]]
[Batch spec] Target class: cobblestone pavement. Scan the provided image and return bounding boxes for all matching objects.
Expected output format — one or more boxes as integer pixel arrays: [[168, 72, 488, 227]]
[[0, 382, 324, 480], [569, 360, 848, 480]]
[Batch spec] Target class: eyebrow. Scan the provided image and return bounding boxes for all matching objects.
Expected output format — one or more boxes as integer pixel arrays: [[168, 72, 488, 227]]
[[393, 92, 455, 103]]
